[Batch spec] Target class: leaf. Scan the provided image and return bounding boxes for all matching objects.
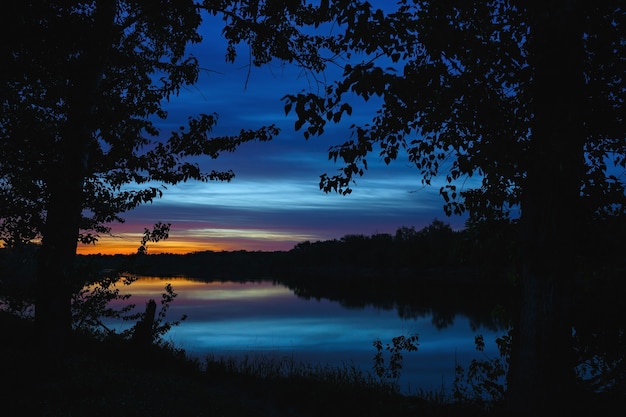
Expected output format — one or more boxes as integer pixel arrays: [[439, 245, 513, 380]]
[[284, 102, 293, 115]]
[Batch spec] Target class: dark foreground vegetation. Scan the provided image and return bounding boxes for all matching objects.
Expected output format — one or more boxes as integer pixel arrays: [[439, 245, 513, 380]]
[[1, 311, 498, 417], [1, 309, 622, 417]]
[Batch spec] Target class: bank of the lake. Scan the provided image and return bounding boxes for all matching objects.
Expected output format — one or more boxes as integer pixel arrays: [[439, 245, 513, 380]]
[[1, 311, 502, 417]]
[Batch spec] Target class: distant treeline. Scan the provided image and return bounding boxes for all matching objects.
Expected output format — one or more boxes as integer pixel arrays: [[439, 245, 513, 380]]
[[2, 217, 623, 307], [0, 217, 553, 284], [83, 219, 516, 282], [285, 219, 515, 276]]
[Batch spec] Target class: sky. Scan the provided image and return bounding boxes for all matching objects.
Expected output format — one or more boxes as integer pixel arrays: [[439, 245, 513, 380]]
[[77, 9, 469, 255]]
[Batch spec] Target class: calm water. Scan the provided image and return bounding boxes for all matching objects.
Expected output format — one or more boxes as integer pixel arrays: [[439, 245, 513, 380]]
[[109, 276, 504, 394]]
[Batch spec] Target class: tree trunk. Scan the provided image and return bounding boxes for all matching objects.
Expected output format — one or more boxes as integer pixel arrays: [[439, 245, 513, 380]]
[[36, 162, 85, 360], [506, 1, 585, 415], [35, 0, 115, 361]]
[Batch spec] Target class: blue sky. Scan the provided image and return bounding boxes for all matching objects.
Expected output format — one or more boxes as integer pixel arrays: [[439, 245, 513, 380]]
[[80, 10, 469, 255]]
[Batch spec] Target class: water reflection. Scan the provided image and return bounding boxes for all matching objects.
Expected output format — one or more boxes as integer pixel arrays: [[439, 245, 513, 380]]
[[109, 276, 504, 394]]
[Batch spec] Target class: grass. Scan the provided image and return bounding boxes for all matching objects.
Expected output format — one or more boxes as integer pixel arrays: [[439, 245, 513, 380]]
[[0, 311, 504, 417]]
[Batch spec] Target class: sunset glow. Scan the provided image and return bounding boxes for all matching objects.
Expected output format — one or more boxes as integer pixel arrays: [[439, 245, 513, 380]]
[[76, 223, 325, 255]]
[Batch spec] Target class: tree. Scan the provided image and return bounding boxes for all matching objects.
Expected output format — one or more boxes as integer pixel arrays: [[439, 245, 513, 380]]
[[0, 1, 281, 360], [271, 1, 624, 414]]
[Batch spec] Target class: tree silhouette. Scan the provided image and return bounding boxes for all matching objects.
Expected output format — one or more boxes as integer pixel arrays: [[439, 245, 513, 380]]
[[274, 1, 625, 414], [0, 1, 280, 359]]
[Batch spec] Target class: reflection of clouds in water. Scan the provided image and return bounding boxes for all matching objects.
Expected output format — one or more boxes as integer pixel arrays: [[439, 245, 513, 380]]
[[184, 284, 290, 301], [118, 278, 286, 299]]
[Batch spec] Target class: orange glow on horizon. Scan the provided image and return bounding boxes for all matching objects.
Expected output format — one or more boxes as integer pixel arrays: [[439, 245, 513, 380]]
[[76, 233, 295, 255], [77, 235, 229, 255]]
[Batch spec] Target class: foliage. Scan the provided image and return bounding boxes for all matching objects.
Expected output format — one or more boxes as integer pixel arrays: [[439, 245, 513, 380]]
[[372, 333, 419, 392], [286, 219, 519, 285], [280, 1, 626, 223], [72, 272, 186, 347], [135, 282, 188, 347], [453, 332, 511, 410], [0, 1, 281, 248], [575, 338, 626, 395], [573, 273, 626, 395], [0, 245, 37, 318], [453, 323, 626, 409], [291, 220, 467, 269], [137, 222, 172, 255], [71, 273, 138, 337]]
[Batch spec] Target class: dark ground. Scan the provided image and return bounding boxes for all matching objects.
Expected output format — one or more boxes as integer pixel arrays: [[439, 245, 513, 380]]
[[0, 312, 498, 417]]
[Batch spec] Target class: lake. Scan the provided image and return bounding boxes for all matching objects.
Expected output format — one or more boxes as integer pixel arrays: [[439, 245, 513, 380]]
[[107, 276, 506, 395]]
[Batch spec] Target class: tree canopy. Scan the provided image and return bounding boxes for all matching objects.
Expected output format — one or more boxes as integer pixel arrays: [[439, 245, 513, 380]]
[[280, 1, 626, 224], [0, 0, 284, 249]]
